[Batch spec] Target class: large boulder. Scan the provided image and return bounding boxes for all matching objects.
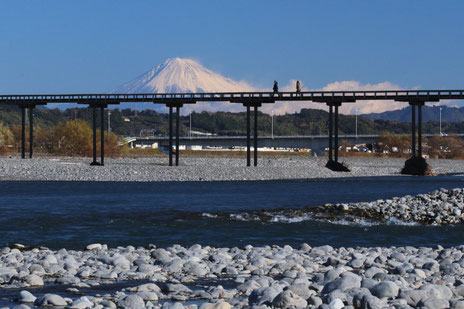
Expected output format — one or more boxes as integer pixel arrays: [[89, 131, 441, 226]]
[[370, 281, 399, 298], [199, 301, 231, 309], [116, 294, 145, 309], [249, 285, 283, 306], [34, 294, 67, 307], [69, 296, 93, 309], [418, 297, 449, 309], [271, 290, 307, 308], [322, 273, 361, 294], [23, 274, 44, 286], [420, 284, 453, 299], [18, 290, 36, 303], [399, 289, 427, 307]]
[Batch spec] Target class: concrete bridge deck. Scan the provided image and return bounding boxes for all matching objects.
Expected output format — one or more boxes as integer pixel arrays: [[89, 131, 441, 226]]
[[2, 89, 464, 105]]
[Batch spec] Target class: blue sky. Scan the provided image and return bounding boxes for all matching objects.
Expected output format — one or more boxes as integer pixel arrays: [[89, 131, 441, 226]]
[[1, 1, 463, 96]]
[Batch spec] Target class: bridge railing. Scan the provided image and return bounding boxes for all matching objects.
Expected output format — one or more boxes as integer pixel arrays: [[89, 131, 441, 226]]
[[1, 89, 464, 104]]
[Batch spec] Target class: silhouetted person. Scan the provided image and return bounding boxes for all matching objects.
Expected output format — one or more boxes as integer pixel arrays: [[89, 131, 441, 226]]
[[296, 80, 301, 94], [273, 80, 278, 93]]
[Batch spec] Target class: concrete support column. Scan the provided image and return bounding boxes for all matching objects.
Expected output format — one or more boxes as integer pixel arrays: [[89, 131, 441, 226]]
[[169, 106, 173, 166], [328, 105, 333, 162], [176, 106, 180, 166], [21, 107, 25, 159], [100, 107, 105, 166], [254, 105, 258, 166], [401, 101, 429, 175], [418, 104, 422, 158], [29, 107, 34, 158], [246, 105, 251, 166], [411, 104, 416, 157], [334, 105, 339, 163], [325, 101, 349, 172], [90, 106, 100, 166]]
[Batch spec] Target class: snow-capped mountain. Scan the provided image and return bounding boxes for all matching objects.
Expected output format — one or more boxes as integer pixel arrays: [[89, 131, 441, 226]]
[[110, 58, 255, 94]]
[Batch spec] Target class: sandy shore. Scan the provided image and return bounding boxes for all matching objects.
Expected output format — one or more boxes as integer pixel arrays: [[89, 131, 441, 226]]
[[0, 156, 463, 182]]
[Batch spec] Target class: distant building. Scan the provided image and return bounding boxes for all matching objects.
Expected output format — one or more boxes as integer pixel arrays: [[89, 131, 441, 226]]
[[190, 130, 215, 136], [134, 141, 158, 149]]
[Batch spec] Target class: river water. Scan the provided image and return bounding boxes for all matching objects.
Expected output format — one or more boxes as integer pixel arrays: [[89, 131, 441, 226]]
[[1, 175, 464, 249]]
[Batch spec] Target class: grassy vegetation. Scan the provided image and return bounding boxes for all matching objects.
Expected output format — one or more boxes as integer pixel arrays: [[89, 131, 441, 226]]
[[119, 148, 312, 158], [179, 150, 312, 157], [120, 148, 164, 156], [3, 105, 463, 138]]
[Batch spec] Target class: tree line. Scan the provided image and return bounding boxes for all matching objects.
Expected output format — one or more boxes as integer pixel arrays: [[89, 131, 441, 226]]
[[1, 105, 460, 137], [0, 118, 119, 156], [0, 105, 463, 157], [376, 132, 464, 159]]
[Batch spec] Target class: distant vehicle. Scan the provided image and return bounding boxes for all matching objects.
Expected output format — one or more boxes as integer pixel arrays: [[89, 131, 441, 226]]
[[440, 132, 448, 137]]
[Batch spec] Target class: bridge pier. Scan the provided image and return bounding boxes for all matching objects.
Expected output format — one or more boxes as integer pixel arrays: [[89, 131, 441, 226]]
[[90, 105, 106, 166], [328, 105, 333, 161], [21, 106, 25, 159], [254, 105, 258, 166], [29, 107, 34, 158], [168, 106, 173, 166], [401, 101, 432, 175], [246, 105, 251, 166], [334, 104, 339, 163], [176, 106, 180, 166], [325, 102, 350, 172], [18, 103, 44, 159], [100, 107, 105, 166], [167, 103, 182, 166], [243, 102, 261, 166]]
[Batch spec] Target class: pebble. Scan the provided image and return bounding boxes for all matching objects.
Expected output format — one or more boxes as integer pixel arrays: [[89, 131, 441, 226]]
[[0, 242, 462, 307], [117, 294, 145, 309], [86, 243, 102, 250], [1, 156, 461, 182], [34, 294, 67, 307], [223, 186, 464, 226], [18, 291, 36, 303]]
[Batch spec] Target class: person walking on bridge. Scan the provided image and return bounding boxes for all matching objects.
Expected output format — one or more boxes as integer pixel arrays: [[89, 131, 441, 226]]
[[296, 80, 301, 94], [273, 80, 279, 93]]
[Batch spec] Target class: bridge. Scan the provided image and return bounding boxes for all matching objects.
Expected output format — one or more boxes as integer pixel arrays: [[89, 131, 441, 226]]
[[2, 89, 464, 174]]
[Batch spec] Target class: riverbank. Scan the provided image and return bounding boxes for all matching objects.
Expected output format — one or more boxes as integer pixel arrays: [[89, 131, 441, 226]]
[[2, 243, 464, 308], [204, 187, 464, 226], [2, 157, 464, 308], [1, 156, 464, 182]]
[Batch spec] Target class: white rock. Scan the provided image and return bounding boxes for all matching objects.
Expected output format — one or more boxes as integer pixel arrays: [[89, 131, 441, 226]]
[[86, 243, 102, 250], [34, 294, 67, 307], [329, 298, 344, 309], [18, 291, 36, 303]]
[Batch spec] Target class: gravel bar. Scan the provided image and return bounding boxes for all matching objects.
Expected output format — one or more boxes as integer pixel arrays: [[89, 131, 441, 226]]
[[0, 156, 464, 182]]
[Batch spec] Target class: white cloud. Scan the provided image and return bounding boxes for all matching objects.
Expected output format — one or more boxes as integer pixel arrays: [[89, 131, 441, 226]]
[[180, 102, 244, 114], [180, 79, 460, 116], [260, 80, 409, 115], [179, 79, 414, 116]]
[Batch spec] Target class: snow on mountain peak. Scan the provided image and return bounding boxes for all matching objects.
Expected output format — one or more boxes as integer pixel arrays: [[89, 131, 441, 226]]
[[110, 58, 255, 94]]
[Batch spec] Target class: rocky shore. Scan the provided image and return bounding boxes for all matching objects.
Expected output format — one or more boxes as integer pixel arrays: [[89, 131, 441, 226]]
[[1, 156, 464, 308], [213, 187, 464, 226], [311, 187, 464, 225], [0, 156, 463, 182], [2, 243, 464, 308]]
